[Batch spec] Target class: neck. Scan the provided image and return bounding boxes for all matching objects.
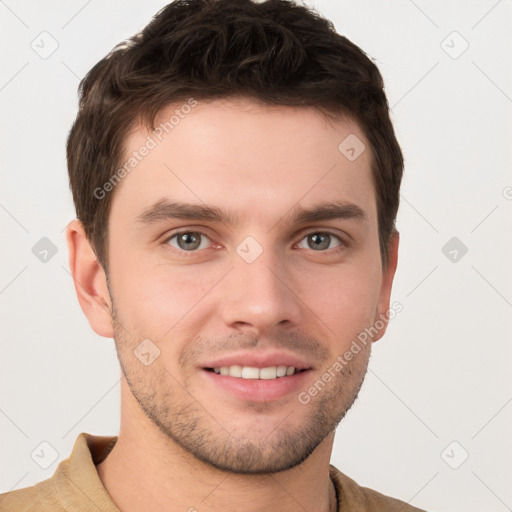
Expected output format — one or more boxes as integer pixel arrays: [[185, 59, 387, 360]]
[[96, 378, 337, 512]]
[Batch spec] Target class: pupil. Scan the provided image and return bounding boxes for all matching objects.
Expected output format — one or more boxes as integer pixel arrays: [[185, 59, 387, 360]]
[[179, 233, 200, 250], [310, 233, 328, 250]]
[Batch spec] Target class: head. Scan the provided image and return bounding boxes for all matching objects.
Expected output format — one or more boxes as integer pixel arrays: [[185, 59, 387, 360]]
[[67, 0, 402, 474]]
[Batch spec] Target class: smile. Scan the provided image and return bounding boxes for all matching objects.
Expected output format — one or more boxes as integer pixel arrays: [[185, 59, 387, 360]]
[[205, 365, 308, 379]]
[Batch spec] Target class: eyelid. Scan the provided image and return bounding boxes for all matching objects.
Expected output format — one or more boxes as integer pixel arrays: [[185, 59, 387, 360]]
[[162, 225, 215, 242], [296, 229, 350, 250], [163, 229, 216, 254], [161, 227, 350, 255]]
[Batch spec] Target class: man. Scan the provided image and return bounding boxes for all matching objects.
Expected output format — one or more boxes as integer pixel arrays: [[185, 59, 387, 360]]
[[0, 0, 427, 510]]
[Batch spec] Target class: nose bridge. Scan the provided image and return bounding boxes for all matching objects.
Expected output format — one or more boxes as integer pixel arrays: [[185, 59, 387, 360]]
[[219, 238, 302, 332]]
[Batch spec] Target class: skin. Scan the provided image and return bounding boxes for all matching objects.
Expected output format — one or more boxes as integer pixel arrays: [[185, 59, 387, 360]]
[[67, 98, 399, 512]]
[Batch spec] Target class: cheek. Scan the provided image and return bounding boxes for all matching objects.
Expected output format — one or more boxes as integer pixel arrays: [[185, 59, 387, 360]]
[[110, 258, 223, 338], [297, 263, 382, 340]]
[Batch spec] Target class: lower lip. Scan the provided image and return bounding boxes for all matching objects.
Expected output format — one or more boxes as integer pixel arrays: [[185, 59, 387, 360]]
[[201, 369, 311, 402]]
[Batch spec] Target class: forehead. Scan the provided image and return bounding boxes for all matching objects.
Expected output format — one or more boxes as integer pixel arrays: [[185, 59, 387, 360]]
[[110, 98, 376, 228]]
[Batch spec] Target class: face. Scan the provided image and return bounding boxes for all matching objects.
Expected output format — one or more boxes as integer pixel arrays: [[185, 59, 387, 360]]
[[104, 98, 396, 474]]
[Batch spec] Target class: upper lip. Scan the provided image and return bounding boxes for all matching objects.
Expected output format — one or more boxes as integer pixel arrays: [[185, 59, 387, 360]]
[[200, 350, 313, 371]]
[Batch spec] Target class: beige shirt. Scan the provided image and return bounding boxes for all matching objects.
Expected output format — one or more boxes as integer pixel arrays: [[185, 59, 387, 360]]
[[0, 433, 427, 511]]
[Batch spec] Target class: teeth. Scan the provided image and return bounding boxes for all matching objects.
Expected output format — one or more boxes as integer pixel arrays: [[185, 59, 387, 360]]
[[228, 365, 242, 377], [259, 367, 277, 379], [241, 367, 260, 379], [276, 365, 287, 377], [213, 365, 300, 379]]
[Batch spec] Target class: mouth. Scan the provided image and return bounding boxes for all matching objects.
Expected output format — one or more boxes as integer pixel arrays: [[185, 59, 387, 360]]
[[200, 354, 313, 403], [204, 365, 309, 379]]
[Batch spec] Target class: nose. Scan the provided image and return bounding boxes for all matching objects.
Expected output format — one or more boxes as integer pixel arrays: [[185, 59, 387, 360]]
[[219, 244, 303, 335]]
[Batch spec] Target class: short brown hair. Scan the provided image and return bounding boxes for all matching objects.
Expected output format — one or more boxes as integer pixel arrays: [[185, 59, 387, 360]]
[[67, 0, 403, 270]]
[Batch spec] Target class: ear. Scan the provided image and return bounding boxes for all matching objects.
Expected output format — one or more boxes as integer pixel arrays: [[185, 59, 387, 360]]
[[66, 219, 114, 338], [372, 230, 399, 343]]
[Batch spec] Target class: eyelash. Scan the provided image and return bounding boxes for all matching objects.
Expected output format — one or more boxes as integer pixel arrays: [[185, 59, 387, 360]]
[[162, 229, 349, 256]]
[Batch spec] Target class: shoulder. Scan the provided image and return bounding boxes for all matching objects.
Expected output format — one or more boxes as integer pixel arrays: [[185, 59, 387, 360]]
[[330, 465, 428, 512], [0, 432, 119, 512], [0, 477, 63, 512]]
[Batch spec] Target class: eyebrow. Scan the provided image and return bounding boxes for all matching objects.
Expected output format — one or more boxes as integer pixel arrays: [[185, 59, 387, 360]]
[[135, 198, 368, 227]]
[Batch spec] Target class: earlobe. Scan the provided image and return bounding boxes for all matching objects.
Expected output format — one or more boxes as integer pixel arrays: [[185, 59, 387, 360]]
[[372, 230, 400, 343], [66, 219, 114, 338]]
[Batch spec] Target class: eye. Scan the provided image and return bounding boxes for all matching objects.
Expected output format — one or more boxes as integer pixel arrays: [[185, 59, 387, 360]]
[[165, 231, 212, 251], [296, 232, 344, 251]]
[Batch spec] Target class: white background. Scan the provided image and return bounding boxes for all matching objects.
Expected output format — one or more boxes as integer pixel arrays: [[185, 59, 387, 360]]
[[1, 1, 511, 511]]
